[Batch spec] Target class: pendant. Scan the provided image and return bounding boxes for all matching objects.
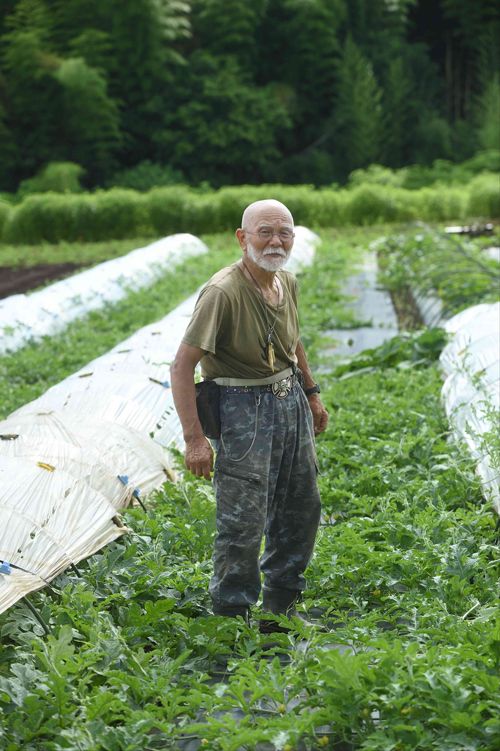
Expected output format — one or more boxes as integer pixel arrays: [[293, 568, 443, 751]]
[[267, 341, 275, 372]]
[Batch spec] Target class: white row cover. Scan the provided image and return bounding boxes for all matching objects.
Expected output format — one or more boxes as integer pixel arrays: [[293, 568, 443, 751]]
[[0, 233, 207, 356], [0, 227, 319, 613], [440, 302, 500, 514]]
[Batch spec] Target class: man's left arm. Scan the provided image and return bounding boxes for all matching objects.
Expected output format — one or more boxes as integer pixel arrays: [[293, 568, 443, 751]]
[[295, 339, 329, 435]]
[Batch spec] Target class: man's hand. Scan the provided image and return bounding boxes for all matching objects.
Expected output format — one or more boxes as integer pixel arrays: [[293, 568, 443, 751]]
[[294, 339, 328, 435], [308, 395, 329, 435], [185, 436, 214, 480], [171, 343, 215, 480]]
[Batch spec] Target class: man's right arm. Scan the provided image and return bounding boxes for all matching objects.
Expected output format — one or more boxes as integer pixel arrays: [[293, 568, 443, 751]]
[[170, 342, 214, 480]]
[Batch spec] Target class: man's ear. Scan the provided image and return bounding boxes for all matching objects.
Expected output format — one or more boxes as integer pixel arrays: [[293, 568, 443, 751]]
[[235, 228, 246, 250]]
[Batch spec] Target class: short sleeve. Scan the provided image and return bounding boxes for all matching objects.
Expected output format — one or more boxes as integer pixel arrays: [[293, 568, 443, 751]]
[[182, 285, 228, 354]]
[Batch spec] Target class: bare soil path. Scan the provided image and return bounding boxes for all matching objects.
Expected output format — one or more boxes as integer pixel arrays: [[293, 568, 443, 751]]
[[321, 251, 399, 360], [0, 263, 85, 299]]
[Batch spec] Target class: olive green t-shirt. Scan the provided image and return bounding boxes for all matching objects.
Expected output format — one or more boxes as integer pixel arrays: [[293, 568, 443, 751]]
[[182, 263, 300, 379]]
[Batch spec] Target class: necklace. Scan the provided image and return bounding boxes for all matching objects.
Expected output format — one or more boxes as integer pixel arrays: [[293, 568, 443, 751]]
[[241, 261, 281, 372]]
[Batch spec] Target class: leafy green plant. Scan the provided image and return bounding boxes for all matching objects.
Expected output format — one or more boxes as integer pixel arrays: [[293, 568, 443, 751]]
[[331, 328, 448, 378], [466, 174, 500, 219]]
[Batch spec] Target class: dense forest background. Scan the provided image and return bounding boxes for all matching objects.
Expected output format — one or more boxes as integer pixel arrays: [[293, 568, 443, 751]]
[[0, 0, 499, 192]]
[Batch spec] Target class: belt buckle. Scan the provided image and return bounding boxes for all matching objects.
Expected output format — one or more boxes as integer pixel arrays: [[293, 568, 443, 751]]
[[271, 376, 292, 399]]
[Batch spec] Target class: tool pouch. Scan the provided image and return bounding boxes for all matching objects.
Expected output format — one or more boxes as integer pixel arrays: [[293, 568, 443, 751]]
[[195, 380, 221, 439]]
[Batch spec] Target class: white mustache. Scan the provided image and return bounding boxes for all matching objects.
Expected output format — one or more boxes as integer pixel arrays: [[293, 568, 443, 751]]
[[262, 248, 287, 257]]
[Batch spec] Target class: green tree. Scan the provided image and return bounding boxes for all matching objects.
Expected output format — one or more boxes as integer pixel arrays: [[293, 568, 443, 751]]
[[54, 58, 121, 183], [410, 0, 500, 122], [412, 111, 453, 164], [0, 0, 497, 189], [443, 0, 496, 118], [106, 0, 190, 167], [1, 0, 63, 181], [344, 0, 417, 74], [46, 0, 112, 50], [157, 52, 291, 185], [476, 75, 500, 151], [0, 1, 17, 36], [17, 161, 85, 196], [257, 0, 343, 153], [190, 0, 266, 75], [332, 37, 383, 177], [68, 28, 114, 75], [48, 0, 190, 168], [0, 98, 18, 190], [381, 57, 415, 167]]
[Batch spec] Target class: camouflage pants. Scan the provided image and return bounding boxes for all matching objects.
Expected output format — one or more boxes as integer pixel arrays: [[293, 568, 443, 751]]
[[209, 382, 321, 616]]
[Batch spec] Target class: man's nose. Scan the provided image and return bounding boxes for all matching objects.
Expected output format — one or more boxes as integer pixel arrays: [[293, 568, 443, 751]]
[[269, 232, 283, 246]]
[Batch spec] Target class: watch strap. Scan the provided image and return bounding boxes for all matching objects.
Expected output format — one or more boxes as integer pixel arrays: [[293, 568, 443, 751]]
[[304, 384, 321, 397]]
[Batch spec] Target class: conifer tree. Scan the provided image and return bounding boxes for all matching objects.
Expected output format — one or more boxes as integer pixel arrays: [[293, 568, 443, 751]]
[[332, 36, 383, 176], [257, 0, 342, 152], [381, 56, 415, 167], [0, 0, 497, 188], [0, 100, 18, 190], [107, 0, 190, 167], [476, 74, 500, 151], [1, 0, 63, 181], [157, 52, 291, 185], [190, 0, 266, 76]]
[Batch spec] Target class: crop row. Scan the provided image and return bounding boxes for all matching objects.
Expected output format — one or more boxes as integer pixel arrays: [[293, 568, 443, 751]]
[[376, 228, 500, 321], [0, 173, 498, 245]]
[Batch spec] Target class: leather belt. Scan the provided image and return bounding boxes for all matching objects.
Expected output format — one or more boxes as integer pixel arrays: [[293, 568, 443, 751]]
[[218, 373, 297, 400], [213, 367, 294, 387]]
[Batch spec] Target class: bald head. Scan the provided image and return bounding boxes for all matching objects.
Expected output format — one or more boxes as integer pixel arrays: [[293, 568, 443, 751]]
[[241, 199, 293, 230], [236, 199, 295, 272]]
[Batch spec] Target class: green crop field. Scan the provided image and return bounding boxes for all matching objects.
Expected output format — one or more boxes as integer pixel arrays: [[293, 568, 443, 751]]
[[0, 223, 499, 751]]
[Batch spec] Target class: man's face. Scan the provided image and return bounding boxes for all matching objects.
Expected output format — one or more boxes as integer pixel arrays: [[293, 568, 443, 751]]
[[243, 208, 294, 271], [246, 239, 290, 271]]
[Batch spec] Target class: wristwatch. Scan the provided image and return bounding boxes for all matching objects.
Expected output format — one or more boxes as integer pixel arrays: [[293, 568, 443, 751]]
[[304, 384, 321, 397]]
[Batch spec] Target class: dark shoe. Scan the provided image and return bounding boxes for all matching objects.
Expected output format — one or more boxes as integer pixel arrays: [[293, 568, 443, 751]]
[[259, 611, 324, 635], [260, 589, 325, 635], [260, 588, 301, 634], [262, 587, 299, 615], [259, 617, 291, 635], [212, 605, 250, 624]]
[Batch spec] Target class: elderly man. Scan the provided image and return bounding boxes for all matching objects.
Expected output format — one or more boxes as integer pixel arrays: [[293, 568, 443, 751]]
[[171, 199, 328, 629]]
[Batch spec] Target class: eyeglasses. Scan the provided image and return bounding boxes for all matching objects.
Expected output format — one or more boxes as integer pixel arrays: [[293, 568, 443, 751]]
[[244, 228, 295, 242]]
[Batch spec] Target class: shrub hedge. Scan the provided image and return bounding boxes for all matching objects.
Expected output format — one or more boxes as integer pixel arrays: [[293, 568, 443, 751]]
[[17, 161, 85, 199], [2, 176, 498, 244], [466, 174, 500, 218]]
